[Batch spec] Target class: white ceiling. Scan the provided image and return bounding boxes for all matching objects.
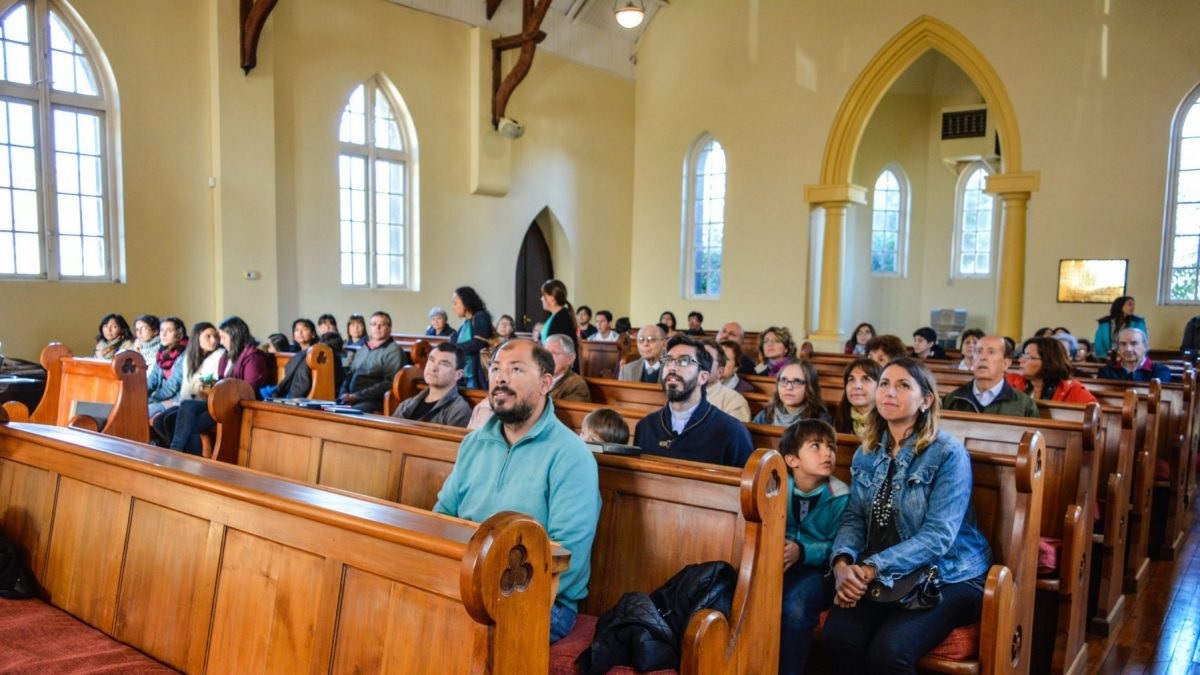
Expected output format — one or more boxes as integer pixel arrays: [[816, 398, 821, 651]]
[[385, 0, 667, 80]]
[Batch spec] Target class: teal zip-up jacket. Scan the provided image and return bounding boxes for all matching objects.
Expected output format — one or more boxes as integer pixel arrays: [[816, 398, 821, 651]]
[[434, 398, 601, 612], [786, 474, 850, 567]]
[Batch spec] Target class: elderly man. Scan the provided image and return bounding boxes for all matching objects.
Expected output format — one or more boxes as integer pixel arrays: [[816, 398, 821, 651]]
[[619, 324, 666, 383], [338, 311, 407, 412], [943, 335, 1039, 417], [392, 342, 471, 427], [433, 340, 601, 643], [633, 335, 754, 467], [1098, 328, 1172, 382], [700, 339, 750, 422], [545, 334, 591, 402], [718, 321, 757, 375]]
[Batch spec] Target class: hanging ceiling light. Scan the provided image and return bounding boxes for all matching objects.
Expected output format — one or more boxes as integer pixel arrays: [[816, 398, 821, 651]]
[[614, 0, 645, 29]]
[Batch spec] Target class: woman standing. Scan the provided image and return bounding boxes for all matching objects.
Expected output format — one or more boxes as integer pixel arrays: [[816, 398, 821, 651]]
[[824, 358, 991, 673], [834, 358, 881, 436], [540, 279, 579, 369], [1093, 296, 1147, 361], [1006, 337, 1097, 403], [751, 360, 830, 426], [94, 313, 134, 359], [451, 286, 494, 389], [756, 326, 798, 377]]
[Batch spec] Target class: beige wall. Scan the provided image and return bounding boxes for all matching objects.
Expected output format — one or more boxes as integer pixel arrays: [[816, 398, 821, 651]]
[[630, 1, 1200, 348], [3, 0, 634, 359]]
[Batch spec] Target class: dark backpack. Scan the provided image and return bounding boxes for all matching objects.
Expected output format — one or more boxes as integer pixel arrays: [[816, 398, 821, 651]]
[[577, 561, 736, 674], [0, 535, 37, 599]]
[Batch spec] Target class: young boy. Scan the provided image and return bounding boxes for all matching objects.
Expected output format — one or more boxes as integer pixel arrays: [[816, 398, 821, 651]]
[[778, 418, 849, 675], [579, 408, 630, 445]]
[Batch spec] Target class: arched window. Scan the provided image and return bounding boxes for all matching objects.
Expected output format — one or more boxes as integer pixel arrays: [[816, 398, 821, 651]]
[[681, 134, 726, 298], [951, 161, 996, 278], [0, 0, 120, 279], [1162, 84, 1200, 303], [870, 164, 909, 276], [337, 74, 418, 288]]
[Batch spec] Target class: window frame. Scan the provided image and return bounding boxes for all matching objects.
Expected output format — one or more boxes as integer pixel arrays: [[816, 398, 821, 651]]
[[1159, 81, 1200, 304], [336, 73, 419, 290], [869, 162, 910, 277], [680, 132, 726, 300], [950, 160, 997, 279], [0, 0, 122, 282]]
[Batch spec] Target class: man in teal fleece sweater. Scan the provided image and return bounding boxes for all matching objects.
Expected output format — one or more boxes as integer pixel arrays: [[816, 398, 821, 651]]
[[434, 339, 601, 643]]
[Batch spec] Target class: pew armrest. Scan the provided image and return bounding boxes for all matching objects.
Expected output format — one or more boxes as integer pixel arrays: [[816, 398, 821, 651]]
[[1058, 504, 1086, 597], [1, 401, 29, 423], [977, 564, 1019, 675], [1102, 472, 1124, 550]]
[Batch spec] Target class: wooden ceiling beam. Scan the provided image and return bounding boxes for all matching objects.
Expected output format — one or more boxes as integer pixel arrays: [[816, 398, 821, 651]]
[[490, 0, 553, 128], [485, 0, 504, 20], [240, 0, 279, 75]]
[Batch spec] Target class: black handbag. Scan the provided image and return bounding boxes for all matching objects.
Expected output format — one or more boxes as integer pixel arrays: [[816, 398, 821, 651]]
[[865, 564, 940, 610]]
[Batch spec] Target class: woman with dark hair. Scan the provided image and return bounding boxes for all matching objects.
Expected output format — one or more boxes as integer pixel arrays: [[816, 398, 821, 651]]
[[865, 335, 906, 369], [132, 314, 162, 365], [495, 314, 516, 341], [752, 360, 831, 426], [756, 326, 798, 377], [345, 314, 367, 347], [1006, 336, 1097, 403], [834, 358, 881, 436], [955, 328, 985, 372], [288, 318, 318, 352], [150, 322, 224, 443], [844, 323, 876, 356], [170, 316, 273, 455], [718, 340, 755, 393], [262, 333, 290, 354], [541, 279, 580, 370], [659, 311, 678, 336], [451, 286, 494, 389], [1093, 295, 1147, 361], [94, 313, 134, 359], [146, 317, 188, 413], [825, 357, 991, 673]]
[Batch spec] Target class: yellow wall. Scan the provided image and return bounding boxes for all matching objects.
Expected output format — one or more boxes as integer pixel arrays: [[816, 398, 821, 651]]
[[2, 0, 634, 359]]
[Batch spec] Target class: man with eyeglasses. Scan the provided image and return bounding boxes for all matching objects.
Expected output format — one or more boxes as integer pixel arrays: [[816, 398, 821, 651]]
[[942, 335, 1039, 418], [633, 335, 754, 467], [619, 324, 667, 383]]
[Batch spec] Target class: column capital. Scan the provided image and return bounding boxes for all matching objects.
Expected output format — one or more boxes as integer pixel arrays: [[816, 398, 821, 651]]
[[985, 171, 1040, 196], [804, 183, 868, 205]]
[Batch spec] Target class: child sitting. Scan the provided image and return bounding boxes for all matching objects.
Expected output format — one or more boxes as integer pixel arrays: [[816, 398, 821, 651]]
[[778, 418, 848, 675], [579, 408, 630, 445]]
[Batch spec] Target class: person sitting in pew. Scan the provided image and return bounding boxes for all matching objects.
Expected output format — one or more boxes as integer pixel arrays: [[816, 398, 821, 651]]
[[544, 335, 591, 403], [132, 314, 163, 366], [392, 342, 471, 427], [942, 335, 1039, 417], [146, 317, 187, 414], [700, 339, 750, 422], [619, 324, 666, 383], [954, 328, 984, 372], [718, 321, 758, 375], [752, 359, 831, 427], [777, 418, 849, 675], [93, 313, 134, 360], [633, 335, 753, 468], [338, 311, 408, 413], [756, 326, 798, 377], [586, 310, 619, 342], [911, 326, 948, 361], [1097, 327, 1172, 382], [286, 317, 318, 352], [864, 334, 906, 369], [272, 331, 347, 400], [718, 340, 756, 394], [825, 358, 992, 674], [425, 306, 454, 337], [150, 322, 224, 444], [576, 305, 597, 340], [262, 333, 289, 354], [684, 310, 706, 336], [434, 339, 601, 643], [833, 358, 881, 437], [844, 322, 876, 356], [317, 313, 339, 339], [1006, 336, 1097, 403], [580, 407, 630, 444]]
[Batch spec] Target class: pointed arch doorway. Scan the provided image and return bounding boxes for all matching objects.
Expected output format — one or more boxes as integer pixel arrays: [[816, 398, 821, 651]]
[[515, 222, 553, 332]]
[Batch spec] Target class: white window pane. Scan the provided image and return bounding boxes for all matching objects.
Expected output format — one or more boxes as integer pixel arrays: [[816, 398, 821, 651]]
[[0, 147, 9, 187], [1182, 104, 1200, 139], [79, 155, 101, 195], [58, 194, 79, 234], [350, 157, 365, 189], [1174, 237, 1199, 269], [14, 231, 37, 273], [4, 41, 30, 84], [11, 146, 34, 189], [78, 114, 100, 155], [1179, 170, 1200, 202], [353, 254, 366, 285], [82, 236, 104, 275], [0, 188, 9, 229], [351, 221, 366, 251], [375, 193, 389, 226], [48, 12, 71, 50], [339, 85, 366, 145], [375, 162, 390, 193], [2, 4, 29, 43], [390, 225, 404, 254], [56, 152, 78, 193], [1181, 138, 1200, 171], [350, 190, 364, 222], [54, 109, 77, 152], [74, 55, 97, 96], [9, 101, 33, 146], [50, 49, 74, 91], [0, 232, 11, 273], [1177, 204, 1200, 234], [81, 195, 102, 235], [390, 194, 403, 225], [339, 189, 352, 221], [12, 187, 34, 231], [58, 235, 81, 275]]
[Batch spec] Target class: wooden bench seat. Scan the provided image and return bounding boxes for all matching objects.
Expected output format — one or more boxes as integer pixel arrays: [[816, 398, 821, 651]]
[[1, 343, 148, 443], [0, 412, 565, 674]]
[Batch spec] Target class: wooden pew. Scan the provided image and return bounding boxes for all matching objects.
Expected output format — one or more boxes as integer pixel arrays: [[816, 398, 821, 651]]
[[207, 386, 789, 674], [578, 341, 622, 379], [1, 343, 149, 443], [390, 332, 448, 368], [0, 414, 566, 674], [272, 343, 336, 400]]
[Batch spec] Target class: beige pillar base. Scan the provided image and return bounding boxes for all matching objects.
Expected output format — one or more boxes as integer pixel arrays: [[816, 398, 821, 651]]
[[807, 332, 847, 353]]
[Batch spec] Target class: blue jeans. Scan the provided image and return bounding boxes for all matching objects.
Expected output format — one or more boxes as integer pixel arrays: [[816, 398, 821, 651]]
[[780, 564, 833, 675], [821, 578, 984, 674], [549, 601, 576, 644], [169, 399, 215, 456]]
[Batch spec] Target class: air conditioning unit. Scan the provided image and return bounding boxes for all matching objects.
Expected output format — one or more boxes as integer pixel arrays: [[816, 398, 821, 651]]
[[940, 105, 999, 171]]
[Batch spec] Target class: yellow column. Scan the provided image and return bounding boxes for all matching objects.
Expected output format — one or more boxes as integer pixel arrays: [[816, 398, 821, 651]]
[[986, 172, 1040, 340], [804, 184, 867, 351]]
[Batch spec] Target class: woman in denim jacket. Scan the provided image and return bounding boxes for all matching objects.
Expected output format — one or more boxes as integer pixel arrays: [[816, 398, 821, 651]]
[[824, 357, 991, 673]]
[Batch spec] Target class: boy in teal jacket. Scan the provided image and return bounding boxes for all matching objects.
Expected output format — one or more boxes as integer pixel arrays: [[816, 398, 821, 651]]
[[779, 419, 849, 675]]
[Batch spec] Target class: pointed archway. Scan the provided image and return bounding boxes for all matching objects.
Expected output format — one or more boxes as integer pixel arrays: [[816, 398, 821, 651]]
[[805, 15, 1040, 345], [515, 221, 554, 331]]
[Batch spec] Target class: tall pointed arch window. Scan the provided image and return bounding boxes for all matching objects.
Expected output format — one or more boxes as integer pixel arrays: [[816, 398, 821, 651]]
[[0, 0, 121, 279], [681, 134, 726, 298], [951, 161, 996, 278], [870, 164, 909, 276], [1162, 85, 1200, 303], [337, 75, 418, 288]]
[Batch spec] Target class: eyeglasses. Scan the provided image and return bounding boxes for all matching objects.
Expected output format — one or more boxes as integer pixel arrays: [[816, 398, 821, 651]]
[[637, 337, 661, 344], [778, 377, 807, 389], [661, 355, 698, 369]]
